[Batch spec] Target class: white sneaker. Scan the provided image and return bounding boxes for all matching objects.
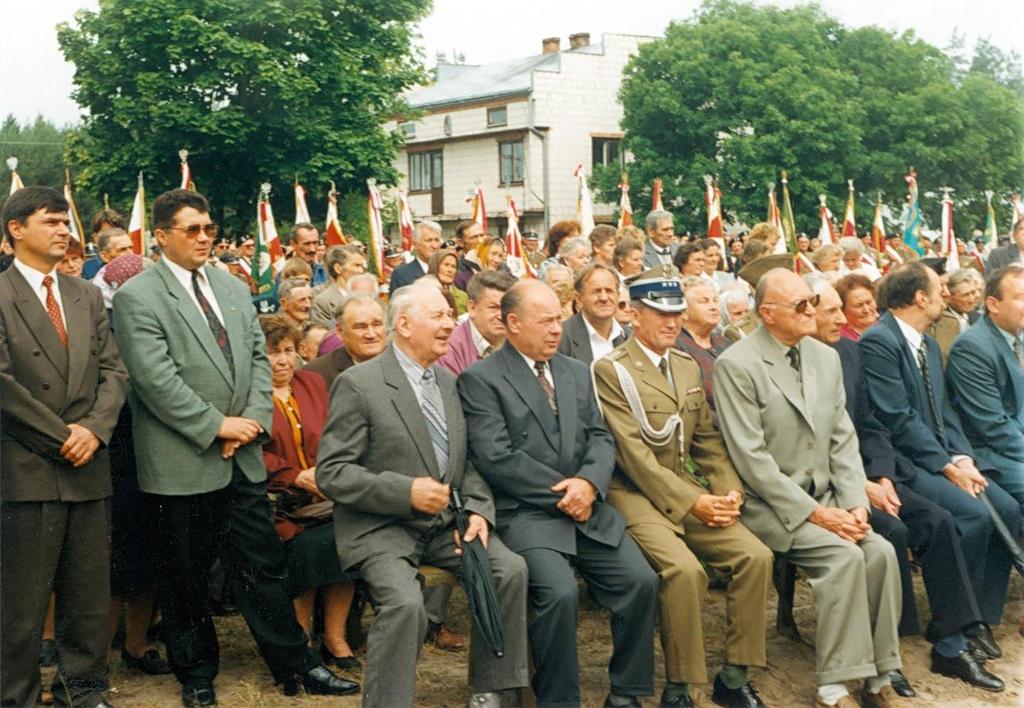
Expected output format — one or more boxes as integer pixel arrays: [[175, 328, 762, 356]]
[[469, 692, 501, 708]]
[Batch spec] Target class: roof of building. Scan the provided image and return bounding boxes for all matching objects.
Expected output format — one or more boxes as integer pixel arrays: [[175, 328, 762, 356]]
[[406, 41, 606, 110]]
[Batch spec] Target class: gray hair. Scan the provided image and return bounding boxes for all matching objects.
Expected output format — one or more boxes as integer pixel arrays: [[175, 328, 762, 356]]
[[385, 277, 442, 336], [97, 227, 128, 254], [838, 236, 864, 255], [802, 272, 833, 296], [543, 263, 574, 284], [335, 292, 382, 326], [346, 272, 380, 294], [278, 277, 311, 301], [415, 219, 442, 241], [810, 243, 842, 268], [680, 275, 710, 294], [720, 287, 749, 308], [948, 267, 983, 292], [324, 244, 362, 279], [558, 236, 590, 257], [645, 209, 673, 231]]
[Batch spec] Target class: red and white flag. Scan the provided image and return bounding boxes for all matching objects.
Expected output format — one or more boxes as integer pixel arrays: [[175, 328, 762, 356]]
[[324, 181, 346, 247], [469, 183, 487, 234], [767, 186, 787, 255], [704, 175, 723, 241], [6, 157, 23, 195], [651, 177, 664, 212], [367, 180, 385, 280], [505, 196, 536, 279], [63, 169, 85, 244], [940, 188, 959, 274], [397, 190, 414, 252], [294, 180, 311, 224], [573, 163, 595, 235], [842, 180, 857, 237], [1011, 193, 1023, 231], [795, 252, 817, 274], [179, 149, 195, 191], [817, 194, 837, 246], [617, 177, 633, 229], [128, 172, 146, 254], [258, 186, 285, 274]]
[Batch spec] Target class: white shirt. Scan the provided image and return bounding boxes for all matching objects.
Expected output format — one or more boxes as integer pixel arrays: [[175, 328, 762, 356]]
[[582, 315, 624, 362], [393, 342, 431, 407], [163, 259, 226, 326], [893, 314, 924, 365], [416, 257, 429, 274], [635, 338, 672, 386], [13, 257, 66, 324], [517, 349, 553, 389]]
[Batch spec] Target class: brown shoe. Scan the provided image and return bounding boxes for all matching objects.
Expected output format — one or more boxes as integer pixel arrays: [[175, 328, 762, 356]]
[[860, 685, 907, 708], [813, 695, 859, 708], [425, 622, 467, 651]]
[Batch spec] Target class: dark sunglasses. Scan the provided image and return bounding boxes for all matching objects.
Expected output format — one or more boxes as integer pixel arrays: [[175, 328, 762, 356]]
[[763, 294, 820, 314], [166, 223, 220, 239]]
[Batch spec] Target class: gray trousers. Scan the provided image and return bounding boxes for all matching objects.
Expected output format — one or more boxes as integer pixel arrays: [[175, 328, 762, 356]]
[[357, 527, 529, 708], [1, 499, 111, 708], [781, 525, 903, 685]]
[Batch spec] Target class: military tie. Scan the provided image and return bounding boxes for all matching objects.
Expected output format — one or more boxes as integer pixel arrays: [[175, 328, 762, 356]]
[[917, 342, 945, 439], [41, 275, 68, 348], [1014, 337, 1024, 370], [534, 361, 558, 415], [658, 357, 672, 386], [420, 368, 449, 478], [191, 270, 234, 377]]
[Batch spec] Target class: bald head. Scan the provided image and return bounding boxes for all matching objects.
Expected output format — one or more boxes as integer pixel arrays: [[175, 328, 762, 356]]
[[501, 280, 563, 361], [756, 269, 818, 346]]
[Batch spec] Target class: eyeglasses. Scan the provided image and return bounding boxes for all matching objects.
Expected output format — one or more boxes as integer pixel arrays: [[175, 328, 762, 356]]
[[165, 224, 220, 239], [763, 294, 820, 314]]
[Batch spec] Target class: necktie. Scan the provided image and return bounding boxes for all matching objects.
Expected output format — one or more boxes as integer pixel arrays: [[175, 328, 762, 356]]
[[191, 271, 234, 377], [658, 357, 671, 385], [419, 369, 449, 477], [917, 343, 945, 439], [1014, 337, 1024, 370], [482, 345, 494, 358], [534, 361, 558, 415], [786, 346, 801, 374], [41, 276, 68, 348]]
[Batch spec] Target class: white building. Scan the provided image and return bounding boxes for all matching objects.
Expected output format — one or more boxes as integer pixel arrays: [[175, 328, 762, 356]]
[[387, 32, 655, 239]]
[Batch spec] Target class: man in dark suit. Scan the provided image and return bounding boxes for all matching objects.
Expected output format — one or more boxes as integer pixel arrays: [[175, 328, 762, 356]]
[[316, 279, 528, 708], [303, 293, 386, 387], [557, 263, 628, 365], [807, 275, 1002, 694], [642, 210, 678, 269], [0, 186, 128, 708], [459, 280, 658, 708], [388, 220, 442, 293], [984, 218, 1024, 271], [113, 189, 355, 706], [860, 261, 1020, 678], [947, 265, 1024, 507]]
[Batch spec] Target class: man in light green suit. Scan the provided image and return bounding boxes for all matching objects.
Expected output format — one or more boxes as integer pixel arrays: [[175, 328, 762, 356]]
[[713, 269, 905, 708]]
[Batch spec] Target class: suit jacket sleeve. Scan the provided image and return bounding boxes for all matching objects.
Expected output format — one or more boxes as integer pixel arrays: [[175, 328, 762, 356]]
[[459, 458, 497, 527], [841, 344, 897, 480], [315, 373, 414, 518], [112, 287, 224, 453], [947, 337, 1024, 462], [571, 365, 617, 498], [75, 286, 128, 444], [457, 366, 568, 514], [240, 295, 273, 441], [713, 354, 818, 531], [825, 362, 871, 511]]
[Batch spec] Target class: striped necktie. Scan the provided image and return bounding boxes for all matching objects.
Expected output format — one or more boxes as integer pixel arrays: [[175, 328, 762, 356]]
[[420, 368, 449, 478], [917, 343, 945, 439]]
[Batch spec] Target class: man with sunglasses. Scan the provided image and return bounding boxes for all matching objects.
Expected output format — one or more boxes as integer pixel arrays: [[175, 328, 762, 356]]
[[714, 269, 904, 708], [113, 189, 357, 706]]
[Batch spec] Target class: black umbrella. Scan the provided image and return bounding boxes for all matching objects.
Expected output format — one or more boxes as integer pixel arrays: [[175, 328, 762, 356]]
[[451, 488, 505, 658], [978, 491, 1024, 576]]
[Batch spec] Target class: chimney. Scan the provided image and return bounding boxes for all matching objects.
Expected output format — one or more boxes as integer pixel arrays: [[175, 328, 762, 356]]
[[568, 32, 590, 49], [542, 37, 561, 54]]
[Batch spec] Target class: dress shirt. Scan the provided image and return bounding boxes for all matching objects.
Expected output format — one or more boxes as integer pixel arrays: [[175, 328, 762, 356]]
[[393, 342, 431, 407], [13, 257, 66, 323], [635, 338, 672, 387], [517, 349, 553, 389], [893, 314, 923, 367], [163, 258, 226, 326], [949, 308, 970, 333], [582, 315, 624, 362], [993, 321, 1024, 357], [468, 319, 492, 357], [416, 257, 429, 274], [653, 246, 673, 264]]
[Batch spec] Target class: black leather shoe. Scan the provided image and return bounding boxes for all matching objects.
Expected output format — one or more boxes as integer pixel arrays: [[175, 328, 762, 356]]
[[281, 665, 359, 697], [965, 624, 1001, 659], [711, 675, 766, 707], [930, 649, 1004, 692], [888, 669, 916, 698], [94, 701, 115, 708], [181, 680, 217, 707], [658, 692, 693, 707], [122, 647, 172, 675], [602, 696, 643, 708], [965, 638, 989, 663]]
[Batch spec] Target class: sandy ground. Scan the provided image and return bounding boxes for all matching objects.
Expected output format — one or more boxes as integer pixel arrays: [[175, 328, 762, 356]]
[[55, 569, 1023, 707]]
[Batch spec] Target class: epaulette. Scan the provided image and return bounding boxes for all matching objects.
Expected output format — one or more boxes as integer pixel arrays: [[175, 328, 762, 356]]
[[606, 348, 628, 361], [669, 348, 693, 362]]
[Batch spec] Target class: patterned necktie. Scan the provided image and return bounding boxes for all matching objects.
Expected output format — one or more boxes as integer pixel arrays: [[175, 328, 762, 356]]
[[1014, 337, 1024, 370], [917, 343, 945, 439], [191, 271, 234, 377], [419, 369, 449, 477], [534, 361, 558, 415], [41, 276, 68, 348]]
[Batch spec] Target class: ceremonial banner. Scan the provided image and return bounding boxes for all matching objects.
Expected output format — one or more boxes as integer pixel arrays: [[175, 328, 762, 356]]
[[367, 180, 385, 279], [257, 183, 285, 275], [767, 186, 787, 254], [817, 194, 837, 246], [984, 190, 998, 254], [398, 189, 414, 252], [871, 193, 886, 257], [294, 179, 311, 224], [179, 149, 196, 191], [504, 196, 536, 279], [324, 181, 347, 247], [617, 176, 633, 228], [900, 169, 925, 256], [1011, 194, 1023, 232], [704, 175, 723, 240], [469, 183, 488, 233], [6, 157, 23, 195], [651, 177, 664, 212], [63, 169, 85, 244], [779, 171, 798, 254], [940, 188, 959, 274], [253, 184, 278, 305], [842, 180, 857, 237], [128, 172, 146, 255], [573, 163, 595, 235]]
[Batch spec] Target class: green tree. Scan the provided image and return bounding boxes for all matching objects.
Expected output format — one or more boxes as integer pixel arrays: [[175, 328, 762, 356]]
[[1, 115, 68, 191], [603, 0, 1024, 237], [57, 0, 430, 235]]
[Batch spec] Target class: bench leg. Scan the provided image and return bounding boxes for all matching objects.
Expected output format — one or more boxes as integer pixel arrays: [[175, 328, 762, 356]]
[[773, 555, 801, 642]]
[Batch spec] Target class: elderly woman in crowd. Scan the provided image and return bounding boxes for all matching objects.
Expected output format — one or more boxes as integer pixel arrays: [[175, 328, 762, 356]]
[[835, 273, 879, 341], [260, 315, 359, 670], [556, 235, 593, 276], [613, 237, 644, 280], [543, 262, 576, 320], [429, 248, 469, 317], [479, 235, 510, 275], [311, 245, 367, 326], [810, 243, 842, 273], [675, 276, 731, 419], [673, 243, 706, 278], [839, 236, 882, 281], [537, 219, 582, 278]]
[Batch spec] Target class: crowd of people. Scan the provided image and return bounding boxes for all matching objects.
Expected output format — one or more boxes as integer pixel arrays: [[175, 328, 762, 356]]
[[1, 183, 1022, 708]]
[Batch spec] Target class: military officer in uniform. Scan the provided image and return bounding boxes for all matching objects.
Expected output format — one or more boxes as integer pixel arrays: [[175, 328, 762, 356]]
[[592, 266, 773, 708]]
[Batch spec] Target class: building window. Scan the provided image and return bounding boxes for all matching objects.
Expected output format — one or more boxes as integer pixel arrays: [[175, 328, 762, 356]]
[[400, 121, 416, 138], [487, 106, 508, 128], [592, 137, 622, 167], [409, 150, 443, 192], [499, 140, 524, 186]]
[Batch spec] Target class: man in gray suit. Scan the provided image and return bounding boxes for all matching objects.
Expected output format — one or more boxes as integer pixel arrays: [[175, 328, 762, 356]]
[[557, 263, 629, 365], [316, 278, 528, 708], [713, 269, 904, 708], [114, 189, 355, 706], [642, 210, 678, 269], [1, 186, 128, 708], [984, 218, 1024, 271]]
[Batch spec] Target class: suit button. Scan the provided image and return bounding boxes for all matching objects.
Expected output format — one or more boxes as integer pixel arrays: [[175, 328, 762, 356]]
[[807, 441, 814, 449], [42, 383, 50, 391], [33, 350, 40, 356], [665, 508, 672, 515]]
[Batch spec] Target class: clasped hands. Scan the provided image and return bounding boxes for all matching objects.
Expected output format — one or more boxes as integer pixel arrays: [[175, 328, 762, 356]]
[[61, 423, 101, 467], [809, 505, 870, 543], [943, 458, 987, 497], [218, 416, 263, 458], [689, 490, 743, 527], [408, 477, 488, 553], [865, 477, 901, 517], [553, 477, 597, 523]]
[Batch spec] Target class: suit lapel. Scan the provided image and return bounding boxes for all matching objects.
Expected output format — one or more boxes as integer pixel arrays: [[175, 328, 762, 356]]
[[755, 328, 813, 430], [499, 346, 559, 450], [61, 278, 90, 407], [158, 262, 234, 388], [626, 337, 677, 403], [7, 267, 68, 379], [208, 268, 245, 388], [550, 355, 577, 471], [570, 315, 593, 363], [438, 372, 464, 483], [983, 317, 1024, 416], [381, 347, 439, 478], [881, 313, 929, 407]]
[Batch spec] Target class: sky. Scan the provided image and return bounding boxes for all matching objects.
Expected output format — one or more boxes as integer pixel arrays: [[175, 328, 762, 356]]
[[1, 0, 1021, 127]]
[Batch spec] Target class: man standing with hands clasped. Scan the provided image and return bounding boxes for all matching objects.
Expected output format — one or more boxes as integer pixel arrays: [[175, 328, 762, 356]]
[[113, 189, 356, 707]]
